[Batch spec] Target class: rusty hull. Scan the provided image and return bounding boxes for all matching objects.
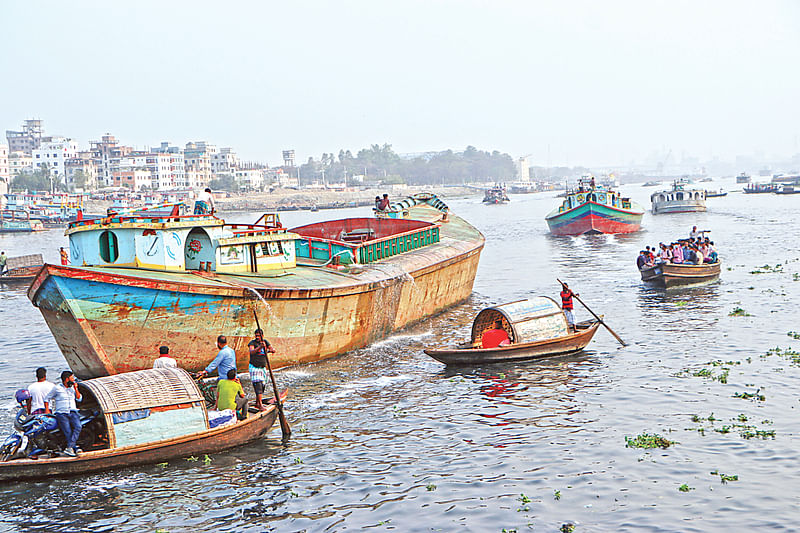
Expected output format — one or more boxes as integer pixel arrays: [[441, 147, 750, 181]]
[[28, 212, 484, 378]]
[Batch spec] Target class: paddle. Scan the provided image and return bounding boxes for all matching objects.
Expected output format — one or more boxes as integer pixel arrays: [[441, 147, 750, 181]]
[[557, 278, 627, 347], [252, 309, 292, 440]]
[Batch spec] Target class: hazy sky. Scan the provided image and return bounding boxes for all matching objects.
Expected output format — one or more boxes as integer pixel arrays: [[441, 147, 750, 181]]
[[2, 1, 799, 166]]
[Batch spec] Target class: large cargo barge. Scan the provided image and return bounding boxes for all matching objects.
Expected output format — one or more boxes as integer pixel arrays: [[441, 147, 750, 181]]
[[28, 194, 484, 378]]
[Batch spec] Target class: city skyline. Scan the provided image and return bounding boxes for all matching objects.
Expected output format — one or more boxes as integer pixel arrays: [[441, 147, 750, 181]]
[[2, 1, 799, 167]]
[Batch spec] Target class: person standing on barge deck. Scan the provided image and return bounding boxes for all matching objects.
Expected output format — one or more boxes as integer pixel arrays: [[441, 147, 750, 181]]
[[194, 188, 216, 215]]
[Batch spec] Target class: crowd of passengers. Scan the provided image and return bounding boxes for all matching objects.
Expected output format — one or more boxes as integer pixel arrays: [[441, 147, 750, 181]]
[[637, 226, 719, 269]]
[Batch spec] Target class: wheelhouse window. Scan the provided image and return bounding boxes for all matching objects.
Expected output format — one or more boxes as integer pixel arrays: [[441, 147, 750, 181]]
[[99, 230, 119, 262]]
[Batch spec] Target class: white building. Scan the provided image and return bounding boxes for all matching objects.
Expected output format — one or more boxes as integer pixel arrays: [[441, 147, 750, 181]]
[[0, 144, 9, 182], [516, 156, 530, 182], [184, 141, 216, 187], [65, 152, 99, 191], [0, 144, 8, 209], [234, 168, 264, 190], [32, 136, 79, 184], [212, 147, 239, 174]]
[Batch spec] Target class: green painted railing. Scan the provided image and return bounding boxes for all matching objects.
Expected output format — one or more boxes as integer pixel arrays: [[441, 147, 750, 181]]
[[357, 226, 440, 264]]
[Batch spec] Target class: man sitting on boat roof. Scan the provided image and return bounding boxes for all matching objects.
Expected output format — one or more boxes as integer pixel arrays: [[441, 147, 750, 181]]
[[482, 320, 511, 349]]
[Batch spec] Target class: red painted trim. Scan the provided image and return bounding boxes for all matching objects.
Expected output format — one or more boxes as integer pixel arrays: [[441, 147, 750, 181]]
[[547, 200, 644, 220]]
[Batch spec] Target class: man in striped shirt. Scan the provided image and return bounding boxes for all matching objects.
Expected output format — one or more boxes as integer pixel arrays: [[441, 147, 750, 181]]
[[248, 329, 275, 411]]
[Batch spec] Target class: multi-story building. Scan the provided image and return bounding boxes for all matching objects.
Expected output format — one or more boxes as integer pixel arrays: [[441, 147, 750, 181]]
[[212, 147, 239, 175], [6, 119, 44, 155], [0, 143, 9, 182], [0, 143, 8, 209], [8, 151, 33, 176], [148, 144, 186, 189], [90, 134, 133, 187], [65, 151, 99, 191], [234, 168, 265, 190], [184, 141, 215, 187], [112, 168, 152, 190], [32, 136, 79, 184]]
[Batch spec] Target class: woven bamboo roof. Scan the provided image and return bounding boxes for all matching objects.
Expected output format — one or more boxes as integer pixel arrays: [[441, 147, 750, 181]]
[[81, 368, 204, 413]]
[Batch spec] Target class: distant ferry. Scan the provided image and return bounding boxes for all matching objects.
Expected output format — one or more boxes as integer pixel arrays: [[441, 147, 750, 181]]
[[736, 172, 751, 184], [642, 181, 661, 187], [545, 177, 644, 236], [483, 186, 510, 204], [743, 182, 780, 194], [650, 180, 707, 214], [771, 173, 800, 185], [705, 189, 727, 198]]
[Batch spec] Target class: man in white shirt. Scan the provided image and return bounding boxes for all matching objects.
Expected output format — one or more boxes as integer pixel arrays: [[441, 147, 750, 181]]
[[44, 371, 83, 457], [194, 187, 216, 215], [27, 367, 55, 415], [153, 346, 178, 369]]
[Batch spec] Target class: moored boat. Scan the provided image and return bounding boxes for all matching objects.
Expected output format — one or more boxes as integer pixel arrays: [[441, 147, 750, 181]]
[[639, 261, 721, 289], [736, 172, 751, 184], [775, 185, 800, 195], [545, 178, 644, 236], [424, 297, 600, 365], [27, 193, 485, 378], [705, 189, 727, 198], [0, 211, 45, 233], [650, 180, 707, 214], [642, 181, 661, 187], [0, 368, 285, 482]]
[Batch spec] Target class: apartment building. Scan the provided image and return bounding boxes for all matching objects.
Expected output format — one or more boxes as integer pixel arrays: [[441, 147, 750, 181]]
[[234, 168, 265, 190], [5, 119, 44, 155], [9, 151, 33, 175], [90, 134, 133, 187], [65, 151, 99, 191], [0, 144, 9, 182], [184, 141, 215, 186], [212, 147, 239, 174], [32, 136, 79, 182]]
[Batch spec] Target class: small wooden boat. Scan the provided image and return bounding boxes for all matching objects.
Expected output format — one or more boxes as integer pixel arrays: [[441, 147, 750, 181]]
[[0, 368, 286, 482], [424, 297, 600, 365], [639, 261, 721, 289], [704, 189, 727, 198], [0, 254, 44, 284]]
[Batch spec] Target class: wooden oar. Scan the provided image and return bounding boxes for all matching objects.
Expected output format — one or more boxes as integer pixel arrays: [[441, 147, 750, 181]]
[[557, 278, 627, 346], [253, 309, 292, 440]]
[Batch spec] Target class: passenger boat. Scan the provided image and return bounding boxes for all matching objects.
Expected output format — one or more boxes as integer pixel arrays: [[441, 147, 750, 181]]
[[642, 181, 661, 187], [705, 189, 727, 198], [771, 173, 800, 185], [0, 368, 286, 482], [424, 297, 600, 365], [0, 254, 44, 283], [736, 172, 751, 184], [483, 186, 509, 204], [27, 193, 485, 378], [650, 180, 707, 214], [775, 185, 800, 195], [743, 182, 780, 194], [639, 261, 721, 289], [545, 178, 644, 236], [0, 211, 45, 233]]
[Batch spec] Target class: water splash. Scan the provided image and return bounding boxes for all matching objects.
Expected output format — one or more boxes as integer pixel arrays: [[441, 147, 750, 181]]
[[244, 287, 273, 317]]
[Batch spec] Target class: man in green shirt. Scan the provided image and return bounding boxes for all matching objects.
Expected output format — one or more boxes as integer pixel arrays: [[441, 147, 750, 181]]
[[216, 369, 247, 419]]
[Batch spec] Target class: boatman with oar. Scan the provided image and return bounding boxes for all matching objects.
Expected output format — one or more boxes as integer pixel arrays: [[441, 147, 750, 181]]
[[559, 282, 579, 329]]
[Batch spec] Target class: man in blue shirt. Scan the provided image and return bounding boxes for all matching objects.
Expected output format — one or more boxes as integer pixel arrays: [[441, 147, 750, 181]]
[[200, 335, 237, 381], [44, 371, 83, 457]]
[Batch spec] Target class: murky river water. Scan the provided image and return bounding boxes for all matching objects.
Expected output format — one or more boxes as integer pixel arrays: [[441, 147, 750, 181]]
[[1, 178, 799, 532]]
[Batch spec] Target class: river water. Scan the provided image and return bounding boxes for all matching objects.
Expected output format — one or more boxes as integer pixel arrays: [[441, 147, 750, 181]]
[[1, 178, 799, 532]]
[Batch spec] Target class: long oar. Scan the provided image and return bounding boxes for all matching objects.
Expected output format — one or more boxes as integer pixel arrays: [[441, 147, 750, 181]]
[[557, 278, 627, 347], [253, 309, 292, 440]]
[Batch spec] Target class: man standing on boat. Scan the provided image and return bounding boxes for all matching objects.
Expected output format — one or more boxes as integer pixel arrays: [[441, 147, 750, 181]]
[[248, 329, 274, 411], [0, 251, 7, 275], [44, 371, 83, 457], [559, 282, 579, 329], [194, 187, 216, 215], [59, 247, 69, 266], [199, 335, 236, 383]]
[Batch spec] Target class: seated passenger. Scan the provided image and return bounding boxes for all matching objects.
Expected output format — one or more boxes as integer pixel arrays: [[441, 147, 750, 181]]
[[671, 243, 684, 264], [658, 243, 672, 263], [216, 369, 248, 419], [636, 250, 647, 270], [481, 320, 511, 349]]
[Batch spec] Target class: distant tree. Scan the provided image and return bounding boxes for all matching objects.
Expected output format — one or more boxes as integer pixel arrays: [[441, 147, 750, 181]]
[[209, 174, 238, 192], [72, 170, 91, 191], [11, 169, 51, 192]]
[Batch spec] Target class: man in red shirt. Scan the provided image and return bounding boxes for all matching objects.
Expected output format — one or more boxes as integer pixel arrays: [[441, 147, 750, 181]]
[[560, 282, 579, 329], [481, 320, 511, 348]]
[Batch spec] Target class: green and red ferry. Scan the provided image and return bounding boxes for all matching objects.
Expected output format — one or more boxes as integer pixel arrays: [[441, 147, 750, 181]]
[[545, 178, 644, 236]]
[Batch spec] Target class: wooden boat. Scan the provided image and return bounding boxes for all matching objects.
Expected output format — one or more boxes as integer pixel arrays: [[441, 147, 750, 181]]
[[483, 186, 509, 204], [424, 297, 600, 365], [0, 211, 45, 233], [775, 185, 800, 195], [736, 172, 751, 184], [743, 183, 780, 194], [639, 261, 721, 288], [705, 189, 727, 198], [545, 177, 644, 236], [0, 368, 286, 482], [0, 254, 44, 283]]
